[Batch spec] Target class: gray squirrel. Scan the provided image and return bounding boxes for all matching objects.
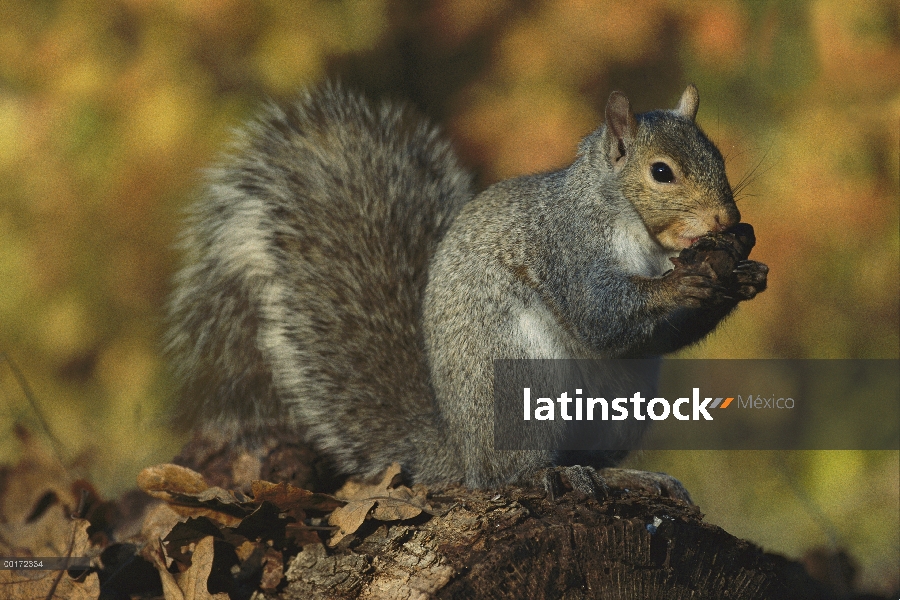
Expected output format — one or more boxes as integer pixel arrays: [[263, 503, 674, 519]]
[[166, 83, 768, 493]]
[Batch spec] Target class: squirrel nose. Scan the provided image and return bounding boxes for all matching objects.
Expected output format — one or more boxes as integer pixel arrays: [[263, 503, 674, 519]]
[[714, 207, 740, 231]]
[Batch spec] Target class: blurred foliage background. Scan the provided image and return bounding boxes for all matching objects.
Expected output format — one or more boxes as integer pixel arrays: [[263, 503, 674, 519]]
[[0, 0, 897, 592]]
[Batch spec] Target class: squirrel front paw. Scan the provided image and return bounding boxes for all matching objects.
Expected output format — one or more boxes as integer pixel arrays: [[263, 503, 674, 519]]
[[663, 261, 731, 309], [733, 260, 768, 299], [667, 223, 768, 306]]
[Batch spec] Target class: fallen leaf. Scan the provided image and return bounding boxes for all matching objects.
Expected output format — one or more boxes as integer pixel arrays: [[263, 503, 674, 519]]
[[231, 501, 285, 542], [140, 503, 185, 547], [0, 568, 102, 600], [137, 464, 249, 526], [371, 496, 424, 521], [327, 499, 375, 547], [138, 464, 209, 499], [334, 463, 405, 502], [0, 518, 100, 599], [177, 536, 230, 600], [163, 517, 231, 567], [147, 540, 184, 600], [259, 547, 284, 591], [327, 463, 432, 545], [250, 480, 344, 518]]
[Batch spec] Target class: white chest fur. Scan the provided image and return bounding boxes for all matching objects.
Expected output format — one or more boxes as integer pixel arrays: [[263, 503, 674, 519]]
[[609, 215, 673, 277]]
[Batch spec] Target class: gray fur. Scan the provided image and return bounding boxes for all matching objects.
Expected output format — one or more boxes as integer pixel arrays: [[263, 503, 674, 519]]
[[166, 84, 471, 481], [167, 84, 752, 488]]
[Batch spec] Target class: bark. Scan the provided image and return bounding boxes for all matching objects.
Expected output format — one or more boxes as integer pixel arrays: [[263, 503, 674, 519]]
[[274, 485, 857, 600], [167, 433, 887, 600]]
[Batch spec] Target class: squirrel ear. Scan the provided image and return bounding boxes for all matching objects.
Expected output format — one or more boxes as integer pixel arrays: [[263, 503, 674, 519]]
[[675, 84, 699, 120], [604, 91, 637, 167]]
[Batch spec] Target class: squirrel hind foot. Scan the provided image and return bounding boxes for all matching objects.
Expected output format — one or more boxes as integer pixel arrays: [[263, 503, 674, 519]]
[[595, 468, 694, 504], [540, 465, 610, 501]]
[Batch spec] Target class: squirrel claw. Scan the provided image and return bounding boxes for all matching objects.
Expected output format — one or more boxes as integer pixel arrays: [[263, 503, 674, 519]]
[[733, 260, 769, 297]]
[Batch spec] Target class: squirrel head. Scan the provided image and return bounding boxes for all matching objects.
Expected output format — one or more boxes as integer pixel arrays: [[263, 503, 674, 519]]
[[583, 85, 740, 251]]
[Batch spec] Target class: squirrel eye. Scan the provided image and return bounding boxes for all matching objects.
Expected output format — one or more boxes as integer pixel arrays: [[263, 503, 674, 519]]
[[650, 162, 675, 183]]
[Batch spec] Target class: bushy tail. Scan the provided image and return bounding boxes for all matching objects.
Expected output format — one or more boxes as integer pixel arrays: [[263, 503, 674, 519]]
[[165, 84, 472, 480]]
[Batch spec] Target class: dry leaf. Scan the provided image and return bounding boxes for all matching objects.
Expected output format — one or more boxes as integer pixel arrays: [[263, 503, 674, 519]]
[[234, 540, 257, 562], [260, 547, 284, 591], [138, 464, 245, 511], [176, 536, 230, 600], [0, 569, 101, 600], [334, 463, 404, 501], [250, 480, 344, 518], [371, 496, 424, 521], [137, 464, 248, 526], [327, 463, 433, 545], [0, 429, 99, 566], [140, 503, 185, 548], [327, 499, 375, 547], [1, 504, 76, 563], [138, 464, 209, 499], [135, 463, 358, 589], [0, 428, 82, 526], [147, 540, 185, 600], [0, 518, 100, 599]]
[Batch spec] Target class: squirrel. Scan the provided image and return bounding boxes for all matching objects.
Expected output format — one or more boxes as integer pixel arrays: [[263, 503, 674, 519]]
[[165, 82, 768, 494]]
